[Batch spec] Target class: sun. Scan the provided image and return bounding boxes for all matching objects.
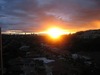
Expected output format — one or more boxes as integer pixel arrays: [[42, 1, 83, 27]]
[[46, 28, 67, 39]]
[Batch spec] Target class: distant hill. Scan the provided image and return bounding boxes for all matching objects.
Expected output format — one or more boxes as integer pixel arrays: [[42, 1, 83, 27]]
[[63, 29, 100, 52], [74, 29, 100, 39]]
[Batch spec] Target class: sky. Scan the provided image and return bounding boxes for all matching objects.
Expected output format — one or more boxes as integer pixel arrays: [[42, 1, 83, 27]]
[[0, 0, 100, 33]]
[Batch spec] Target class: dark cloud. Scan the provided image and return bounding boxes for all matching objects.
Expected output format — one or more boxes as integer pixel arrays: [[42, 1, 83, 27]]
[[0, 0, 100, 32]]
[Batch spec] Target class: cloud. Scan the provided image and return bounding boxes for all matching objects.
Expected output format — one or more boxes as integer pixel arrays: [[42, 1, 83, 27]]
[[0, 0, 100, 32]]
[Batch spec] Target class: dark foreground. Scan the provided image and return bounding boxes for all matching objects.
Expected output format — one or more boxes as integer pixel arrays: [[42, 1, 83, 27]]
[[2, 29, 100, 75]]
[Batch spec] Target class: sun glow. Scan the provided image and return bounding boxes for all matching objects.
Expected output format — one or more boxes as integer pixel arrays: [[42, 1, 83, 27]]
[[46, 28, 69, 39]]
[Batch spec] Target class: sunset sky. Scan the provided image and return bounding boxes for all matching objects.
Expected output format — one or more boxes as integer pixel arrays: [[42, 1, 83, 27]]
[[0, 0, 100, 33]]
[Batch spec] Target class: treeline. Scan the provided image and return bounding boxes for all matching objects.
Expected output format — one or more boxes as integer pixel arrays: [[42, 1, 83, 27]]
[[2, 30, 100, 54], [62, 31, 100, 52]]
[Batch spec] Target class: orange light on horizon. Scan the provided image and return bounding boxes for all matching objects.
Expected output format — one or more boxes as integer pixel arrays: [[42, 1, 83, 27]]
[[45, 27, 70, 39]]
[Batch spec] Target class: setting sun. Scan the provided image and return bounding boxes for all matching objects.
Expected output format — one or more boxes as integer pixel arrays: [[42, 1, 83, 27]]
[[46, 28, 69, 39]]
